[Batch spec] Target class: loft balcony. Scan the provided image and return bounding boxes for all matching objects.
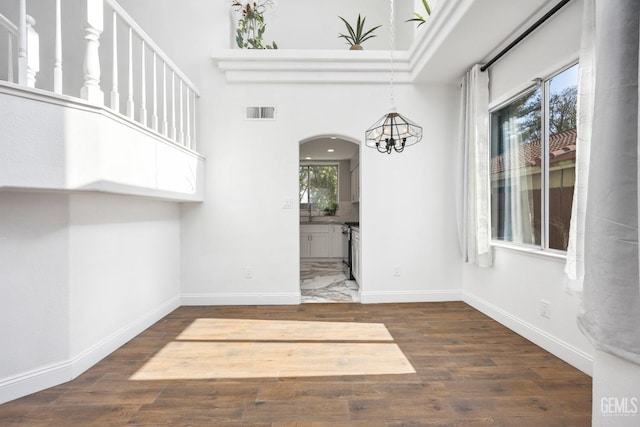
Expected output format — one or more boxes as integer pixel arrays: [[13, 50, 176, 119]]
[[0, 0, 204, 201]]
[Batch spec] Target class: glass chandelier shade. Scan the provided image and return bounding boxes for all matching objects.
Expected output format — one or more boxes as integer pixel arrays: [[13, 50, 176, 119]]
[[365, 0, 423, 154], [365, 110, 423, 154]]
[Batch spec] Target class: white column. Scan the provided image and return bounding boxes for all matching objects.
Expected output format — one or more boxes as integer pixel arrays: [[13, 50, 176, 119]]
[[53, 0, 62, 93], [151, 52, 158, 131], [161, 62, 168, 135], [80, 0, 104, 104], [170, 71, 176, 140], [178, 79, 184, 144], [25, 15, 39, 88], [110, 11, 119, 110], [17, 0, 27, 85], [140, 40, 147, 126], [191, 92, 197, 151], [185, 88, 191, 148], [126, 27, 134, 119], [7, 33, 14, 83]]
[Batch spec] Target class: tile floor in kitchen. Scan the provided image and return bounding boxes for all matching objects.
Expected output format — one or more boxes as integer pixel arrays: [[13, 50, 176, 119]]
[[300, 261, 360, 303]]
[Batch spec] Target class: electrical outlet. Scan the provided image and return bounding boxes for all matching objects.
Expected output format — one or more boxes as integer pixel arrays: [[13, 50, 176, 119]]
[[540, 300, 551, 319], [392, 265, 401, 276], [244, 266, 253, 278], [281, 198, 293, 209]]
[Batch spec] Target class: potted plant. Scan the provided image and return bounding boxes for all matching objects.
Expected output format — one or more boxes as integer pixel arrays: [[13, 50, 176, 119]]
[[338, 14, 381, 50], [323, 201, 338, 216], [406, 0, 433, 27], [232, 0, 278, 49]]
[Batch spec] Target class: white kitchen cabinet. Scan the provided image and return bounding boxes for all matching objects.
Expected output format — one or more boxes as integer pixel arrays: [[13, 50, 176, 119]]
[[300, 224, 330, 258], [350, 165, 360, 203], [330, 224, 344, 258], [300, 224, 344, 259], [351, 227, 361, 284]]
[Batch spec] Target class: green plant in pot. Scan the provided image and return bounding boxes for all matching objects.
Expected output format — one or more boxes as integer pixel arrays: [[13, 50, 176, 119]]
[[232, 0, 278, 49], [323, 201, 338, 216], [338, 14, 381, 50], [406, 0, 433, 27]]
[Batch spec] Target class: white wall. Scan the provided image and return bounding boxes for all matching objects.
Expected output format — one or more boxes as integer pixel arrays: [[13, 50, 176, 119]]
[[0, 91, 204, 201], [362, 83, 462, 302], [463, 0, 594, 374], [0, 192, 70, 382], [116, 0, 462, 305], [180, 81, 461, 305], [0, 192, 182, 403], [240, 0, 413, 51], [68, 193, 181, 369]]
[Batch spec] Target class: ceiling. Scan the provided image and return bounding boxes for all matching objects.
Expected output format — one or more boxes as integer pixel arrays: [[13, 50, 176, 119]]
[[299, 137, 358, 161], [412, 0, 556, 83]]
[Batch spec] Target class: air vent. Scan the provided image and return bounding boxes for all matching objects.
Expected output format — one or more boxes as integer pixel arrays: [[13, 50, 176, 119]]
[[245, 106, 276, 120]]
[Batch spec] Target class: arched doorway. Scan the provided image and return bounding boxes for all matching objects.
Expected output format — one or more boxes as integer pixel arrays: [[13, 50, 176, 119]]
[[298, 135, 360, 303]]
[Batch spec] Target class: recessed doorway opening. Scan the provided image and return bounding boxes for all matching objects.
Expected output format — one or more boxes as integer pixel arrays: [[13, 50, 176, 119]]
[[299, 136, 360, 303]]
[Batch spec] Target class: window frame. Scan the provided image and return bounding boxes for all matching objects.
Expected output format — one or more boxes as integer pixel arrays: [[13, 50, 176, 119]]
[[299, 161, 340, 211], [488, 61, 579, 255]]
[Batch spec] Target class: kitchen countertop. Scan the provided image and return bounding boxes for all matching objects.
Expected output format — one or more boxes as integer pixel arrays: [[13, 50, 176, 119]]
[[300, 220, 359, 226], [300, 220, 343, 225]]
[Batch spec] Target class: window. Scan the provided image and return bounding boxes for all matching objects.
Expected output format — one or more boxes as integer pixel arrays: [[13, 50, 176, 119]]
[[490, 64, 578, 251], [299, 165, 338, 213]]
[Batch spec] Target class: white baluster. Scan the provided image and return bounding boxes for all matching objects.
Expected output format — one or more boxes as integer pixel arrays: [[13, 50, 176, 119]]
[[53, 0, 62, 94], [161, 62, 168, 136], [17, 0, 27, 85], [151, 52, 158, 131], [110, 11, 119, 110], [170, 71, 176, 140], [179, 79, 184, 144], [26, 15, 39, 88], [140, 40, 147, 126], [185, 88, 191, 148], [126, 27, 134, 118], [191, 92, 197, 151], [7, 33, 14, 83], [81, 0, 104, 104]]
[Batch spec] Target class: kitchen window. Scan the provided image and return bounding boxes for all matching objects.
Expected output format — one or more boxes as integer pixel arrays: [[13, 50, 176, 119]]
[[299, 164, 338, 213], [490, 63, 578, 252]]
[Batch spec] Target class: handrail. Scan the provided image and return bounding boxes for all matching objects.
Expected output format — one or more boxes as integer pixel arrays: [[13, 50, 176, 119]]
[[104, 0, 199, 96], [1, 0, 200, 152], [0, 12, 18, 35]]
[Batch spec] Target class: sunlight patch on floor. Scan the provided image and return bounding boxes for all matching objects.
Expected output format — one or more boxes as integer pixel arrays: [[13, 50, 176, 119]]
[[131, 318, 415, 380], [176, 318, 393, 341]]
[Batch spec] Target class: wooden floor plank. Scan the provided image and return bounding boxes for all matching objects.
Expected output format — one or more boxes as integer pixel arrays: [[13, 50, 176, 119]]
[[0, 302, 592, 425]]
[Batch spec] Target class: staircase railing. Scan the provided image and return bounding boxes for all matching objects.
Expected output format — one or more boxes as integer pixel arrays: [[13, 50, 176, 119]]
[[0, 0, 199, 152]]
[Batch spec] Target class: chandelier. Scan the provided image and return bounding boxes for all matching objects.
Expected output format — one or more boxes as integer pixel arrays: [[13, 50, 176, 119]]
[[365, 0, 423, 154]]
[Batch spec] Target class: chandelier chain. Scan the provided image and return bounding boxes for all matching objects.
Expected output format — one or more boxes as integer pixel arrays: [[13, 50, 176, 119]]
[[389, 0, 394, 110]]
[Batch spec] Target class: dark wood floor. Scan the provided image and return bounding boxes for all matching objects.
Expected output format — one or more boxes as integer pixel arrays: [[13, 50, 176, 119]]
[[0, 302, 591, 426]]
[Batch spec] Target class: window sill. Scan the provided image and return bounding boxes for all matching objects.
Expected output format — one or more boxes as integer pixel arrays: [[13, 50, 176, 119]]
[[491, 241, 567, 262]]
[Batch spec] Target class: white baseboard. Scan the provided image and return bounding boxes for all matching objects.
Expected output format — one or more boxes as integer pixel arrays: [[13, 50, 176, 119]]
[[69, 296, 181, 377], [463, 291, 593, 376], [0, 296, 180, 405], [181, 292, 301, 306], [0, 361, 73, 407], [361, 289, 463, 304]]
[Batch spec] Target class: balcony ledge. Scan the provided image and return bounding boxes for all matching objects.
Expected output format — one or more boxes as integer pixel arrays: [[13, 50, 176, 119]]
[[211, 48, 412, 84], [0, 82, 205, 202]]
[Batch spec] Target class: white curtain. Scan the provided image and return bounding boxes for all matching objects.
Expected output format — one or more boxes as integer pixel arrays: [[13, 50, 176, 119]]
[[504, 120, 537, 245], [577, 0, 640, 365], [457, 64, 493, 267], [564, 0, 595, 294]]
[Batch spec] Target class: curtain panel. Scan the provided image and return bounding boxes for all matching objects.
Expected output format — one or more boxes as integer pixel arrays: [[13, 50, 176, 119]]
[[457, 65, 493, 267], [577, 0, 640, 365], [565, 0, 595, 295]]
